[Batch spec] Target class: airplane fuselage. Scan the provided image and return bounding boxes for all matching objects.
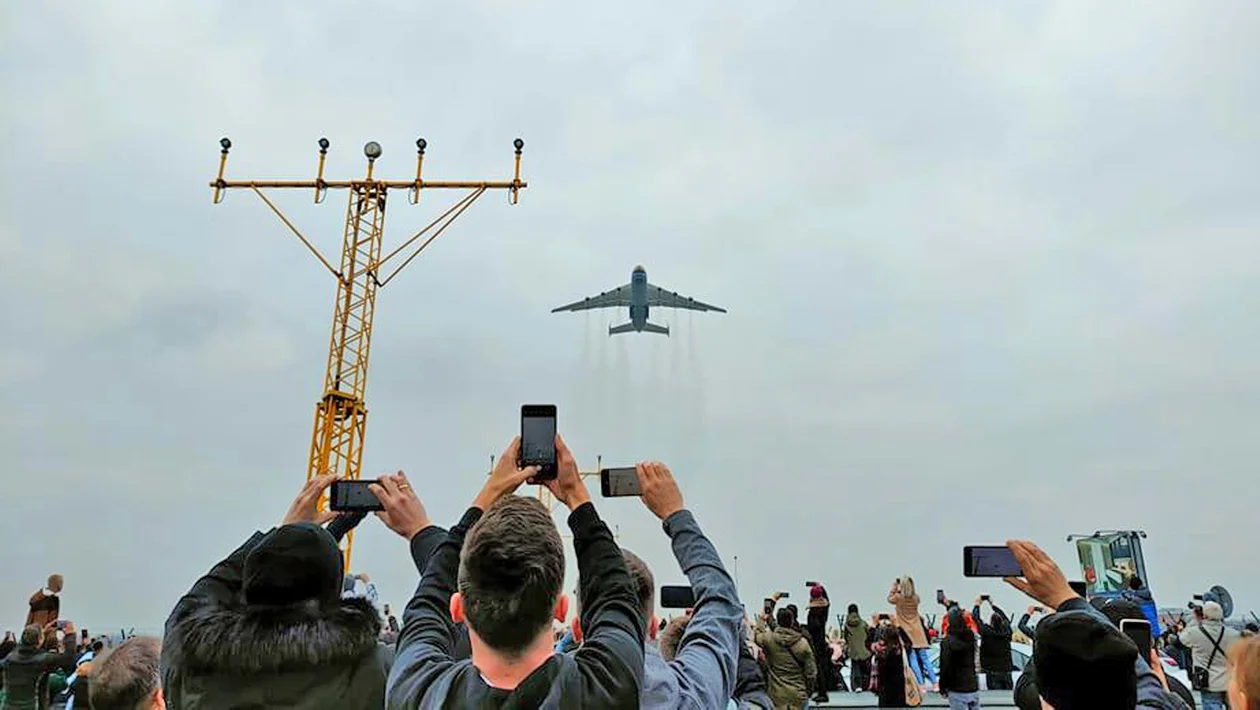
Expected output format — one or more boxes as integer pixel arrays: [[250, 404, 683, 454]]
[[628, 267, 649, 331]]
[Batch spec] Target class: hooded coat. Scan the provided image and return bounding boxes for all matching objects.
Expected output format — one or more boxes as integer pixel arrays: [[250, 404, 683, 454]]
[[161, 524, 389, 709], [888, 585, 929, 649], [843, 612, 872, 662], [974, 606, 1014, 673], [754, 622, 816, 709], [939, 609, 980, 694]]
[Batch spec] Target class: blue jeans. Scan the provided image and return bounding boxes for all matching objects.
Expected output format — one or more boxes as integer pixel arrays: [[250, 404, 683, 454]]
[[948, 691, 981, 710], [907, 647, 937, 685], [1201, 691, 1227, 710]]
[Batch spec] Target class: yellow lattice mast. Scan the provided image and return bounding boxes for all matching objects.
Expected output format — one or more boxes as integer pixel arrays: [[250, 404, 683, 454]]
[[210, 137, 526, 569]]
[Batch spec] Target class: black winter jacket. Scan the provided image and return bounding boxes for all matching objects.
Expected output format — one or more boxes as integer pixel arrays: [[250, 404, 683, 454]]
[[973, 605, 1014, 673], [161, 530, 389, 709], [938, 634, 980, 695], [0, 639, 78, 710]]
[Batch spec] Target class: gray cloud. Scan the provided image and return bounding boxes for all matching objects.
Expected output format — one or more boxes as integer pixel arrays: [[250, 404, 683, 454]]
[[2, 0, 1257, 634]]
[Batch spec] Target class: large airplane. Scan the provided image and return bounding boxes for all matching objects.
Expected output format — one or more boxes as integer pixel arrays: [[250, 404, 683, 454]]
[[551, 265, 726, 336]]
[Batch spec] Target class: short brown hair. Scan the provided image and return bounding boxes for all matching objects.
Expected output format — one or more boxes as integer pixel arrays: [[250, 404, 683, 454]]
[[659, 616, 691, 661], [621, 549, 655, 623], [1229, 636, 1260, 710], [90, 636, 161, 710], [459, 496, 564, 657]]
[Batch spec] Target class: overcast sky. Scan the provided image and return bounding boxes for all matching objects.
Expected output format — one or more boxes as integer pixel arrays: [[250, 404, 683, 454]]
[[2, 1, 1258, 635]]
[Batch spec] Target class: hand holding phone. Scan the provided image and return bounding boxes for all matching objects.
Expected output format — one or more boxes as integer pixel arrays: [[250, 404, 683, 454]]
[[281, 473, 341, 526], [637, 462, 685, 521], [368, 471, 432, 540], [475, 437, 542, 510], [1121, 619, 1153, 659], [538, 434, 590, 512], [1002, 540, 1077, 610], [520, 405, 558, 481]]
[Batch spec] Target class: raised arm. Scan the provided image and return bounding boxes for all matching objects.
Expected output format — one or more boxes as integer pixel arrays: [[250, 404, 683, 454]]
[[1018, 609, 1038, 640], [639, 462, 741, 710], [366, 469, 467, 709], [547, 435, 644, 707], [386, 505, 477, 708]]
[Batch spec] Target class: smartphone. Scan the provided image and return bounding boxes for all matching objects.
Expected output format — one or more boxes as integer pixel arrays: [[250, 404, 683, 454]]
[[763, 598, 776, 615], [1121, 619, 1153, 659], [777, 591, 791, 599], [329, 479, 384, 512], [937, 589, 947, 605], [1069, 581, 1088, 597], [980, 595, 991, 602], [660, 585, 696, 609], [963, 546, 1024, 577], [520, 405, 558, 480], [805, 581, 819, 587], [600, 467, 641, 497]]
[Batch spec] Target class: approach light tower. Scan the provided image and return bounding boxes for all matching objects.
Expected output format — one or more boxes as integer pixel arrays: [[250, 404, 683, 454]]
[[210, 137, 527, 569]]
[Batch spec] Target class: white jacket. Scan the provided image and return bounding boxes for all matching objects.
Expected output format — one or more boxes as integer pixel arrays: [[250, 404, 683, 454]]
[[1177, 620, 1240, 692]]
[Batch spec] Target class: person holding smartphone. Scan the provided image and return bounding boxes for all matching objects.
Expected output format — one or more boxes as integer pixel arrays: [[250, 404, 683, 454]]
[[382, 435, 644, 709], [972, 597, 1014, 690], [161, 473, 390, 710]]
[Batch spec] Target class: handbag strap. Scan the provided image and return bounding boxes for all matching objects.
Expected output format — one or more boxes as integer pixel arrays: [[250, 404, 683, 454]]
[[1203, 626, 1226, 669]]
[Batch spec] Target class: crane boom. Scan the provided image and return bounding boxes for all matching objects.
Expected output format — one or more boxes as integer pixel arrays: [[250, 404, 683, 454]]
[[210, 137, 526, 570]]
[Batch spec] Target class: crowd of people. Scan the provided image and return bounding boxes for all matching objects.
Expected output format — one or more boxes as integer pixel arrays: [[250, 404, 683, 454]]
[[4, 432, 1259, 710]]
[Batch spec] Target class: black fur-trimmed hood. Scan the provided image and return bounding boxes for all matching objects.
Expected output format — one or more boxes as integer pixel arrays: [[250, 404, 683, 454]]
[[167, 596, 382, 674]]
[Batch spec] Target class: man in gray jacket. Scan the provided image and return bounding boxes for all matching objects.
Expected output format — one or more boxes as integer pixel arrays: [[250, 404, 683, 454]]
[[577, 461, 743, 709], [1176, 602, 1240, 710]]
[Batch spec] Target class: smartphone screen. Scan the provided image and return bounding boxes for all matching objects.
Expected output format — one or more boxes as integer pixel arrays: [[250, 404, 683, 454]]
[[520, 405, 557, 480], [600, 467, 641, 496], [660, 585, 696, 609], [963, 546, 1024, 577], [329, 479, 384, 512], [1121, 619, 1153, 658], [936, 589, 946, 604]]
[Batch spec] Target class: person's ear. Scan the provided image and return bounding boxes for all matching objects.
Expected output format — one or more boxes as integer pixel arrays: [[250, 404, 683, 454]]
[[649, 614, 659, 641], [553, 594, 569, 624], [450, 592, 466, 624], [152, 686, 166, 709], [572, 617, 584, 644]]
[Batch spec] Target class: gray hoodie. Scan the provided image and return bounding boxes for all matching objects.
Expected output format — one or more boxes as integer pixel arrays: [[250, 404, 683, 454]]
[[640, 510, 743, 709]]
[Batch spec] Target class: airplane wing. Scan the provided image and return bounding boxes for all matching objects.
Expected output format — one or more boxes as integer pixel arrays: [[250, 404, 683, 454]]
[[551, 284, 633, 312], [646, 284, 727, 313]]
